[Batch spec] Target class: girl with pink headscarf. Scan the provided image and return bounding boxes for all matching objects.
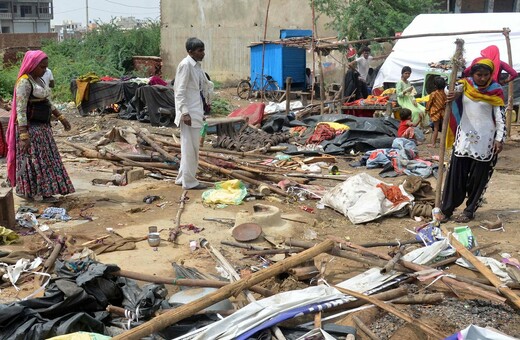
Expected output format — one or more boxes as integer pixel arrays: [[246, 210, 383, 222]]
[[6, 50, 74, 203], [463, 45, 518, 85]]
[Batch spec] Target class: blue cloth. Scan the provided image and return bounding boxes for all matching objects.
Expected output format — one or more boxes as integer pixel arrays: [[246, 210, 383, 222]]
[[41, 207, 71, 221]]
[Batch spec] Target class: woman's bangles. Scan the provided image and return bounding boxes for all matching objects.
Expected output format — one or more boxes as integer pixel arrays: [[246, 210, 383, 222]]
[[56, 114, 67, 122], [19, 132, 30, 140]]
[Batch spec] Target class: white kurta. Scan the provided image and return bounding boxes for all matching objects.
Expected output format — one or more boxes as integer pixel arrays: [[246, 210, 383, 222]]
[[453, 86, 505, 162], [173, 55, 207, 189]]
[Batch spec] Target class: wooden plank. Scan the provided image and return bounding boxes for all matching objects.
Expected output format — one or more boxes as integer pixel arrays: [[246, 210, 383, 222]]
[[441, 225, 520, 310]]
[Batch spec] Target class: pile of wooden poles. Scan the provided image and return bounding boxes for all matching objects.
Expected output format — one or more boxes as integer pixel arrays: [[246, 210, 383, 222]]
[[64, 128, 348, 198]]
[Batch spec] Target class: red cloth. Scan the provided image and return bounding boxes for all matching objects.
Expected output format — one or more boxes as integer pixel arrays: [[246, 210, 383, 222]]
[[0, 121, 6, 157], [306, 124, 336, 144], [149, 75, 168, 86], [398, 120, 411, 137]]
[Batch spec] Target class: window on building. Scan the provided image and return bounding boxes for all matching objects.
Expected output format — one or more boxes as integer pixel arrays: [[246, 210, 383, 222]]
[[39, 3, 50, 14], [13, 5, 16, 13], [21, 5, 32, 17], [0, 2, 9, 13], [1, 26, 10, 33]]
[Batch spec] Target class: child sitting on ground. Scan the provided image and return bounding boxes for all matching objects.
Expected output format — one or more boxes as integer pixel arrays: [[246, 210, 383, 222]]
[[397, 108, 424, 143], [425, 76, 447, 147]]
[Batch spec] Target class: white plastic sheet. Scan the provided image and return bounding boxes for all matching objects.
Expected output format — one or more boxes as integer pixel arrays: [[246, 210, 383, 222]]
[[320, 173, 413, 224], [191, 286, 345, 340], [374, 13, 520, 89]]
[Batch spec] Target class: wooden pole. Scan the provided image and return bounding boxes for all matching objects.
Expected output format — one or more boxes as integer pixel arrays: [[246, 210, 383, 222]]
[[435, 39, 465, 207], [440, 225, 520, 309], [169, 190, 188, 243], [112, 269, 274, 296], [112, 240, 334, 339], [285, 77, 292, 114], [260, 0, 271, 101], [352, 316, 381, 340], [503, 28, 514, 137], [310, 0, 316, 104], [335, 286, 447, 339]]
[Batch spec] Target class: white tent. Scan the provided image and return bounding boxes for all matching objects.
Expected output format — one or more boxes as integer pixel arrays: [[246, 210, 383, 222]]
[[373, 13, 520, 89]]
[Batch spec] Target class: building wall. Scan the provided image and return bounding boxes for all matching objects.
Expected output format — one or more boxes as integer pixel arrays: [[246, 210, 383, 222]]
[[160, 0, 335, 82], [0, 32, 57, 63]]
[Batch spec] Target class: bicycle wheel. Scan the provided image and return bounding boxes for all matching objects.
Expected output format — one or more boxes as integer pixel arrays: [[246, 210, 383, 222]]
[[237, 80, 252, 99], [264, 81, 281, 102]]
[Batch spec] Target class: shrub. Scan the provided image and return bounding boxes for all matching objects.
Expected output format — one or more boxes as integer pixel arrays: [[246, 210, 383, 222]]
[[0, 20, 160, 103]]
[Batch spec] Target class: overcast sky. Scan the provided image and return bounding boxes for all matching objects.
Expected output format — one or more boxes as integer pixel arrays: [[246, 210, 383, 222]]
[[51, 0, 160, 26]]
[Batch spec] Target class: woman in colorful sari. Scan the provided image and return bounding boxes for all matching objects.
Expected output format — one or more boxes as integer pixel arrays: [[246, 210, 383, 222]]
[[396, 66, 427, 127], [6, 50, 74, 203], [440, 58, 505, 223]]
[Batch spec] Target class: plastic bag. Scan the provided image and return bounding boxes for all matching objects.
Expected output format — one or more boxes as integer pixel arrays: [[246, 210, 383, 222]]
[[201, 179, 247, 205]]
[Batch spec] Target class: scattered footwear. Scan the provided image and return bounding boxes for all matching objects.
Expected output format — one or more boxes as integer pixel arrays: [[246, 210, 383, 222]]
[[439, 214, 451, 223], [187, 183, 209, 190], [41, 196, 59, 203], [454, 213, 473, 224]]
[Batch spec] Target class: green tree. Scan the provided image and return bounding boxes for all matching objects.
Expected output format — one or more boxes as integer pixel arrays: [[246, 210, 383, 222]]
[[313, 0, 440, 42]]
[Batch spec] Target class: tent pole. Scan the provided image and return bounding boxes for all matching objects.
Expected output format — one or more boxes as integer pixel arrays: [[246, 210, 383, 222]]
[[260, 0, 271, 102], [435, 39, 465, 207], [503, 28, 514, 137]]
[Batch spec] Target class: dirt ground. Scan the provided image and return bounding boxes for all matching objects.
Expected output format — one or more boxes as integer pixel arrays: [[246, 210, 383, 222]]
[[1, 87, 520, 339]]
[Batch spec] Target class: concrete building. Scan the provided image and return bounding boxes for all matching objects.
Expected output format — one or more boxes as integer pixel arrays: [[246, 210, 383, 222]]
[[53, 20, 82, 41], [0, 0, 53, 33], [160, 0, 335, 82]]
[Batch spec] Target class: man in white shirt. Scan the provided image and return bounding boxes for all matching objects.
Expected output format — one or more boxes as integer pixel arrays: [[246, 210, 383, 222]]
[[41, 68, 55, 88], [174, 37, 209, 190], [348, 46, 386, 98]]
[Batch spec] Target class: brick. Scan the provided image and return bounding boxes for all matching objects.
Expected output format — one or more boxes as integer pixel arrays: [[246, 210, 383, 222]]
[[126, 168, 145, 184]]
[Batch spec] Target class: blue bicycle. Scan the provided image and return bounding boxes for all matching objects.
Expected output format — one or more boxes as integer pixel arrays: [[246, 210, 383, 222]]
[[237, 74, 281, 101]]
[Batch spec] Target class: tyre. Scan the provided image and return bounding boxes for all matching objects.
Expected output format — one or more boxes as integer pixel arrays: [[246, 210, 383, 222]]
[[265, 81, 281, 102], [237, 80, 252, 99]]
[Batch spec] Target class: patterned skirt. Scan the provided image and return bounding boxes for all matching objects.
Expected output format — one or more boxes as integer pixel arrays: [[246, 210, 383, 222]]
[[15, 123, 75, 198]]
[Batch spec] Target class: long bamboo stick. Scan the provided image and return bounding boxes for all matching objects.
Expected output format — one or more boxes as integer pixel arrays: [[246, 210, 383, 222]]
[[440, 225, 520, 310], [335, 286, 447, 339], [112, 240, 334, 339], [111, 269, 274, 297], [503, 28, 514, 137], [435, 39, 465, 206]]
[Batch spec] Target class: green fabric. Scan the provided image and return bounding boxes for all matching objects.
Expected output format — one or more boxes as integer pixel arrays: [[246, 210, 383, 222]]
[[0, 226, 19, 245], [201, 179, 247, 205], [396, 79, 427, 125]]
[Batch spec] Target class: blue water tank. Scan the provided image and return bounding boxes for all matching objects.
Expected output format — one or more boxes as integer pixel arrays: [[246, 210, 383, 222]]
[[249, 29, 311, 90]]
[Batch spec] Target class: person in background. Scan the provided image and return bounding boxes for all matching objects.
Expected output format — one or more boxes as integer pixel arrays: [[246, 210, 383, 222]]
[[173, 37, 211, 190], [41, 67, 55, 88], [425, 76, 447, 147], [349, 46, 387, 98], [346, 44, 357, 62], [463, 45, 518, 86], [6, 50, 74, 203], [440, 58, 505, 223], [397, 108, 424, 143], [396, 66, 427, 128], [305, 68, 313, 91]]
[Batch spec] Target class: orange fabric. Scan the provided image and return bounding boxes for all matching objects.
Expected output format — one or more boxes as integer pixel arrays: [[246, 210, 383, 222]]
[[376, 183, 409, 206]]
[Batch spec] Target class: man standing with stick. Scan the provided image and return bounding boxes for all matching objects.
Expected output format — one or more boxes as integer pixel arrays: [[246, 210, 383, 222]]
[[174, 37, 210, 190]]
